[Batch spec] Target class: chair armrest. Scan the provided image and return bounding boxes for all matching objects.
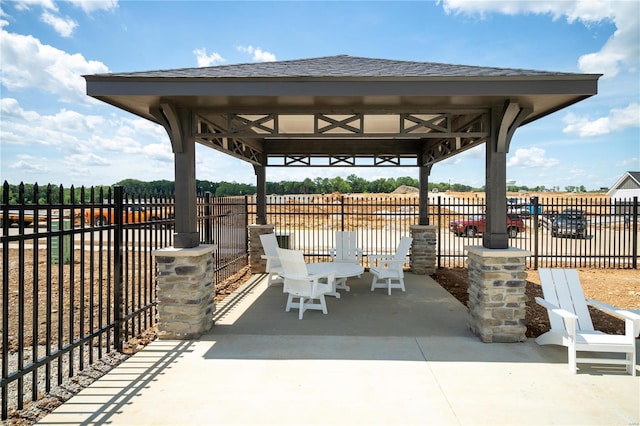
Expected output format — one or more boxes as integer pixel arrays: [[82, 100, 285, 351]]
[[587, 299, 640, 338], [370, 256, 405, 269], [535, 297, 579, 337], [261, 255, 279, 261], [369, 255, 391, 268]]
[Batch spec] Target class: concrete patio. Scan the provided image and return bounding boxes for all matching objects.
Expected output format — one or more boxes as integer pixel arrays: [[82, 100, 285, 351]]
[[38, 272, 639, 425]]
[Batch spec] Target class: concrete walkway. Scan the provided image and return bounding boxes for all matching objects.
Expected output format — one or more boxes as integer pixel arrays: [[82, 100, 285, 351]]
[[38, 272, 639, 425]]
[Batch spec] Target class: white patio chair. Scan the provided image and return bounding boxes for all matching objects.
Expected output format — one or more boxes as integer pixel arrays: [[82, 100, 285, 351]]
[[259, 233, 283, 287], [277, 248, 335, 320], [535, 268, 640, 375], [329, 231, 363, 264], [369, 236, 413, 295], [329, 231, 363, 291]]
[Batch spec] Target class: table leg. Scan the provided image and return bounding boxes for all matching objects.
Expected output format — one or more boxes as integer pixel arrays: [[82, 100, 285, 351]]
[[335, 277, 350, 292]]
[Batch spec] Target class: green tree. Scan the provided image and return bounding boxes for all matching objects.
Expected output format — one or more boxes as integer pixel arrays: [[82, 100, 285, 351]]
[[346, 174, 367, 193]]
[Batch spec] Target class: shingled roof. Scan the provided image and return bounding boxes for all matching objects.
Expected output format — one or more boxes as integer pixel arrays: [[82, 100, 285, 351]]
[[95, 55, 579, 79]]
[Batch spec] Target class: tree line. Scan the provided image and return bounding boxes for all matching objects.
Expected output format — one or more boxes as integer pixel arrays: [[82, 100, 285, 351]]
[[119, 175, 482, 196], [2, 177, 596, 205]]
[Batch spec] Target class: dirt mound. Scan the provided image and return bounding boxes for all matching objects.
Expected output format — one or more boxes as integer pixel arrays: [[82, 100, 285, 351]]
[[392, 185, 419, 194]]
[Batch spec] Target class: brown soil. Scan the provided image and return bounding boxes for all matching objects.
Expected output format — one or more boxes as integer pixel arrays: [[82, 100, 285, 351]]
[[432, 267, 640, 338]]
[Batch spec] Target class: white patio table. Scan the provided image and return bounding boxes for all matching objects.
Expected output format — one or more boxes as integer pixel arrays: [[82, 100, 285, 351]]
[[306, 262, 364, 298]]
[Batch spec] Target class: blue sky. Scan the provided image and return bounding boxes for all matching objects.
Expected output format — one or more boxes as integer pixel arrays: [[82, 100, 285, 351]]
[[1, 0, 638, 191]]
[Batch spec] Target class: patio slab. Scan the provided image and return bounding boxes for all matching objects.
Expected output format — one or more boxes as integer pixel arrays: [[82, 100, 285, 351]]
[[38, 272, 639, 425]]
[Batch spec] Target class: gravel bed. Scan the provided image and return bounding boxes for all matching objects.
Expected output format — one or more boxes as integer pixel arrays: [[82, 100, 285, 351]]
[[2, 345, 130, 425]]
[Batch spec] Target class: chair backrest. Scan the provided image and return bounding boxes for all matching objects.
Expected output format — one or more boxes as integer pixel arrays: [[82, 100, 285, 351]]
[[277, 248, 308, 277], [334, 231, 360, 262], [538, 268, 595, 332], [260, 233, 280, 259], [277, 248, 312, 295], [393, 236, 413, 262]]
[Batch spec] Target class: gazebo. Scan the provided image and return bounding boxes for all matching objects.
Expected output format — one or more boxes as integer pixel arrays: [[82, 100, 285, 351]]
[[85, 55, 599, 342]]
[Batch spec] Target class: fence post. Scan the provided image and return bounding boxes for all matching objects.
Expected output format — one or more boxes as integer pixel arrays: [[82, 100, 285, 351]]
[[113, 186, 124, 352], [244, 195, 249, 251], [437, 196, 441, 269], [1, 182, 9, 420], [633, 197, 638, 269], [341, 195, 345, 232], [204, 191, 212, 244], [531, 196, 539, 270]]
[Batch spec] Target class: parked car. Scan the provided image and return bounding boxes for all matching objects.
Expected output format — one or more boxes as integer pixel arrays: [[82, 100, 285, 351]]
[[551, 209, 587, 238], [449, 213, 525, 238]]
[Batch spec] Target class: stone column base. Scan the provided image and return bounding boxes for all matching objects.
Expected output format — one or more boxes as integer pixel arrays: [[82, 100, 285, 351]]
[[466, 246, 531, 343], [409, 225, 437, 275], [152, 245, 216, 340], [248, 224, 275, 274]]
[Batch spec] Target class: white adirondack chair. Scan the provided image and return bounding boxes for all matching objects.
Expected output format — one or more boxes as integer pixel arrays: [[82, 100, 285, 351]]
[[259, 233, 283, 287], [277, 248, 335, 320], [535, 268, 640, 375], [369, 236, 413, 295], [329, 231, 363, 291], [329, 231, 363, 264]]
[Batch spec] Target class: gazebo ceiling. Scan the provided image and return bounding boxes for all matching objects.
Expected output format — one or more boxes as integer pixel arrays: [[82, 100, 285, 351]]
[[85, 55, 600, 167]]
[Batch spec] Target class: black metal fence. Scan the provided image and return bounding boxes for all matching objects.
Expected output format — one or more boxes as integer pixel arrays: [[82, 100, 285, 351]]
[[0, 183, 249, 420], [253, 194, 639, 269], [198, 193, 250, 283], [2, 186, 638, 419]]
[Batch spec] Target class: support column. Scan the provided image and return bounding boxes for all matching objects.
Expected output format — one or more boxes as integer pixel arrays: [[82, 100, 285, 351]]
[[484, 105, 508, 249], [152, 245, 216, 339], [174, 136, 199, 248], [152, 102, 199, 248], [466, 246, 530, 343], [248, 223, 275, 273], [254, 164, 267, 225], [483, 101, 531, 249], [418, 163, 432, 225], [409, 225, 436, 275]]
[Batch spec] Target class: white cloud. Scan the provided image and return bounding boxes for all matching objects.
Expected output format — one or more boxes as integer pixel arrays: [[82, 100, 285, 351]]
[[237, 45, 276, 62], [616, 157, 639, 168], [11, 1, 117, 36], [40, 10, 77, 37], [440, 0, 639, 78], [507, 147, 560, 168], [68, 0, 118, 14], [563, 103, 640, 137], [9, 155, 49, 171], [12, 0, 57, 12], [65, 152, 110, 166], [144, 143, 173, 162], [1, 98, 177, 185], [0, 27, 109, 103], [193, 48, 225, 67]]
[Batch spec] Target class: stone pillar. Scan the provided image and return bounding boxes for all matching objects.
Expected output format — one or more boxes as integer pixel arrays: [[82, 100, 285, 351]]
[[152, 245, 216, 339], [466, 246, 530, 343], [248, 224, 275, 274], [409, 225, 437, 275]]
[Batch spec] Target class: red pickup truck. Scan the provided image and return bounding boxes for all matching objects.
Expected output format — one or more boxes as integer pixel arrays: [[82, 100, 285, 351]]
[[449, 214, 525, 238]]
